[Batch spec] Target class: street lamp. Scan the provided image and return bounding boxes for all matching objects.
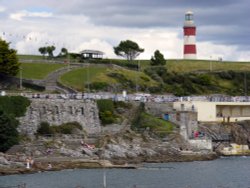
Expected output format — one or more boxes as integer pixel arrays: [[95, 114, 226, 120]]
[[135, 59, 140, 93], [19, 67, 23, 90], [209, 56, 213, 72]]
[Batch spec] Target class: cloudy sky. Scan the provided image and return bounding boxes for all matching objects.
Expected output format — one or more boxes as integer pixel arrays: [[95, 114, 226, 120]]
[[0, 0, 250, 61]]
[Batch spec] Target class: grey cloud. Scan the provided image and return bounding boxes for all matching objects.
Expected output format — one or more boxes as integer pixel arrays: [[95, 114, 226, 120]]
[[1, 0, 250, 57]]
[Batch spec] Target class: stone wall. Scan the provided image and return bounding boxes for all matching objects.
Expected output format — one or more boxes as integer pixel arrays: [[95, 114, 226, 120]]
[[169, 111, 198, 139], [145, 102, 173, 117], [18, 99, 101, 135]]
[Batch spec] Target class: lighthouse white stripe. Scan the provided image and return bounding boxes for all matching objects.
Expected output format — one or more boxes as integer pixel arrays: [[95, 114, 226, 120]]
[[184, 54, 196, 59], [184, 36, 196, 45]]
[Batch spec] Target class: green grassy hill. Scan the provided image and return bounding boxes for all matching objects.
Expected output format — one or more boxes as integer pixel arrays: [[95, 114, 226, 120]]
[[17, 63, 67, 79], [59, 65, 158, 92], [16, 55, 250, 95]]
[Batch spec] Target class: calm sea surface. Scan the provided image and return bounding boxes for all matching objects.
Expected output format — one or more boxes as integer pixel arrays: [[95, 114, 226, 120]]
[[0, 157, 250, 188]]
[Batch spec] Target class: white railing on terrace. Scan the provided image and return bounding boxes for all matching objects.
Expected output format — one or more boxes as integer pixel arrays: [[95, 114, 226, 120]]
[[3, 92, 250, 103]]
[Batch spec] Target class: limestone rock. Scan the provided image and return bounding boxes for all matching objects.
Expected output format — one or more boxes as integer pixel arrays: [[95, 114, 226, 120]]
[[0, 156, 10, 165], [60, 148, 83, 157]]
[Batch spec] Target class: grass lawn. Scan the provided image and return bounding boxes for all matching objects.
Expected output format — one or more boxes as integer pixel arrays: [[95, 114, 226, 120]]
[[18, 54, 45, 60], [59, 65, 158, 91], [59, 66, 111, 91], [17, 63, 67, 79], [108, 59, 250, 73], [165, 60, 250, 73]]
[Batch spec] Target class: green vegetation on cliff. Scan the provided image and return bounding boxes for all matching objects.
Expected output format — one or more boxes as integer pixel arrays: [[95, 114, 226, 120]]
[[0, 110, 19, 152], [0, 96, 30, 117], [0, 96, 30, 152], [132, 103, 174, 137], [36, 121, 83, 135], [13, 55, 250, 95], [59, 66, 157, 92]]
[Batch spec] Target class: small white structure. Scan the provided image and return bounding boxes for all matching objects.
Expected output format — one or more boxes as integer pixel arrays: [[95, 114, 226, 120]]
[[80, 50, 104, 59], [173, 101, 250, 122]]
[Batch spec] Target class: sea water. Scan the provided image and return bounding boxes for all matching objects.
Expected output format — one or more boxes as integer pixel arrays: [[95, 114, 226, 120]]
[[1, 156, 250, 188]]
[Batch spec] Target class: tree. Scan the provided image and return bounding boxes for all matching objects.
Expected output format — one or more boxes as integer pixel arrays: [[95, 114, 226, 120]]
[[57, 47, 68, 58], [0, 110, 19, 152], [61, 47, 68, 56], [0, 38, 20, 76], [38, 47, 47, 57], [46, 46, 56, 57], [150, 50, 166, 66], [114, 40, 144, 61]]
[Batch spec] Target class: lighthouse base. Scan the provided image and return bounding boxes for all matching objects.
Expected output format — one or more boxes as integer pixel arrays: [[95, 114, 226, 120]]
[[184, 54, 196, 59]]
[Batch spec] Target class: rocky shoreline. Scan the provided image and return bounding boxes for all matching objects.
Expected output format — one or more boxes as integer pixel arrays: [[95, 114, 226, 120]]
[[0, 152, 218, 176]]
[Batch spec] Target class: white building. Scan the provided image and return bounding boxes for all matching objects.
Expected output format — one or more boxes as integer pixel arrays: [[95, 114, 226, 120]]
[[173, 101, 250, 122]]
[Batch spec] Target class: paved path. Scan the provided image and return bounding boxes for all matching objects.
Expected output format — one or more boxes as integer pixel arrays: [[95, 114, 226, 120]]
[[44, 64, 81, 93]]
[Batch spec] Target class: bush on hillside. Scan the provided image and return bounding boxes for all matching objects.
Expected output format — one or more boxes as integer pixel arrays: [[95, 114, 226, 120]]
[[97, 99, 114, 113], [97, 99, 116, 125], [131, 103, 173, 137], [0, 110, 19, 152], [36, 122, 54, 135], [36, 121, 83, 135], [89, 82, 109, 91], [0, 96, 30, 117], [107, 73, 135, 89]]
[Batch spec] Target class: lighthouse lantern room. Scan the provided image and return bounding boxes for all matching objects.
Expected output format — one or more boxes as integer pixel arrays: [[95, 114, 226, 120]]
[[183, 11, 197, 59]]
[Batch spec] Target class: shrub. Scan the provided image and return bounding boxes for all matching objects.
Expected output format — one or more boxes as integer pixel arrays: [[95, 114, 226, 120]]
[[0, 96, 30, 117], [99, 111, 116, 125], [97, 99, 114, 113], [0, 110, 19, 152], [37, 121, 83, 135], [55, 122, 82, 134], [97, 99, 125, 125], [22, 82, 45, 91], [114, 101, 132, 109], [36, 122, 53, 135], [89, 82, 109, 91]]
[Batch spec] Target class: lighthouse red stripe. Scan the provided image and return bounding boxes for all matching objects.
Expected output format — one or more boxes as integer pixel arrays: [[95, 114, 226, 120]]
[[184, 45, 196, 54], [184, 27, 196, 36]]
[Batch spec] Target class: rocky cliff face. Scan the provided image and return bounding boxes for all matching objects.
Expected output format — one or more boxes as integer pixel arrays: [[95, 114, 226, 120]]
[[18, 99, 101, 135], [231, 121, 250, 145], [199, 121, 250, 147]]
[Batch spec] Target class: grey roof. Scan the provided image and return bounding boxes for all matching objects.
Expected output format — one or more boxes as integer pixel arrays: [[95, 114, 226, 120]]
[[80, 49, 104, 55]]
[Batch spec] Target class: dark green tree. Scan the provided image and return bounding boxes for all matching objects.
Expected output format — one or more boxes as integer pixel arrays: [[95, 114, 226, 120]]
[[114, 40, 144, 61], [46, 46, 56, 57], [150, 50, 166, 66], [0, 38, 19, 76], [61, 47, 68, 56], [0, 110, 19, 152], [38, 47, 47, 57]]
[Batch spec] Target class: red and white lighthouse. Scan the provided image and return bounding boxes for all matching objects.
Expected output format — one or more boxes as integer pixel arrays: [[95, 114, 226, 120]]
[[183, 11, 197, 59]]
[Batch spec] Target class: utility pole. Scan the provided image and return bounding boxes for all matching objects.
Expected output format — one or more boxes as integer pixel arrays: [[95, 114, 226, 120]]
[[67, 53, 70, 71], [136, 59, 140, 93], [244, 72, 247, 97], [209, 56, 213, 72], [20, 67, 23, 90], [87, 62, 90, 93]]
